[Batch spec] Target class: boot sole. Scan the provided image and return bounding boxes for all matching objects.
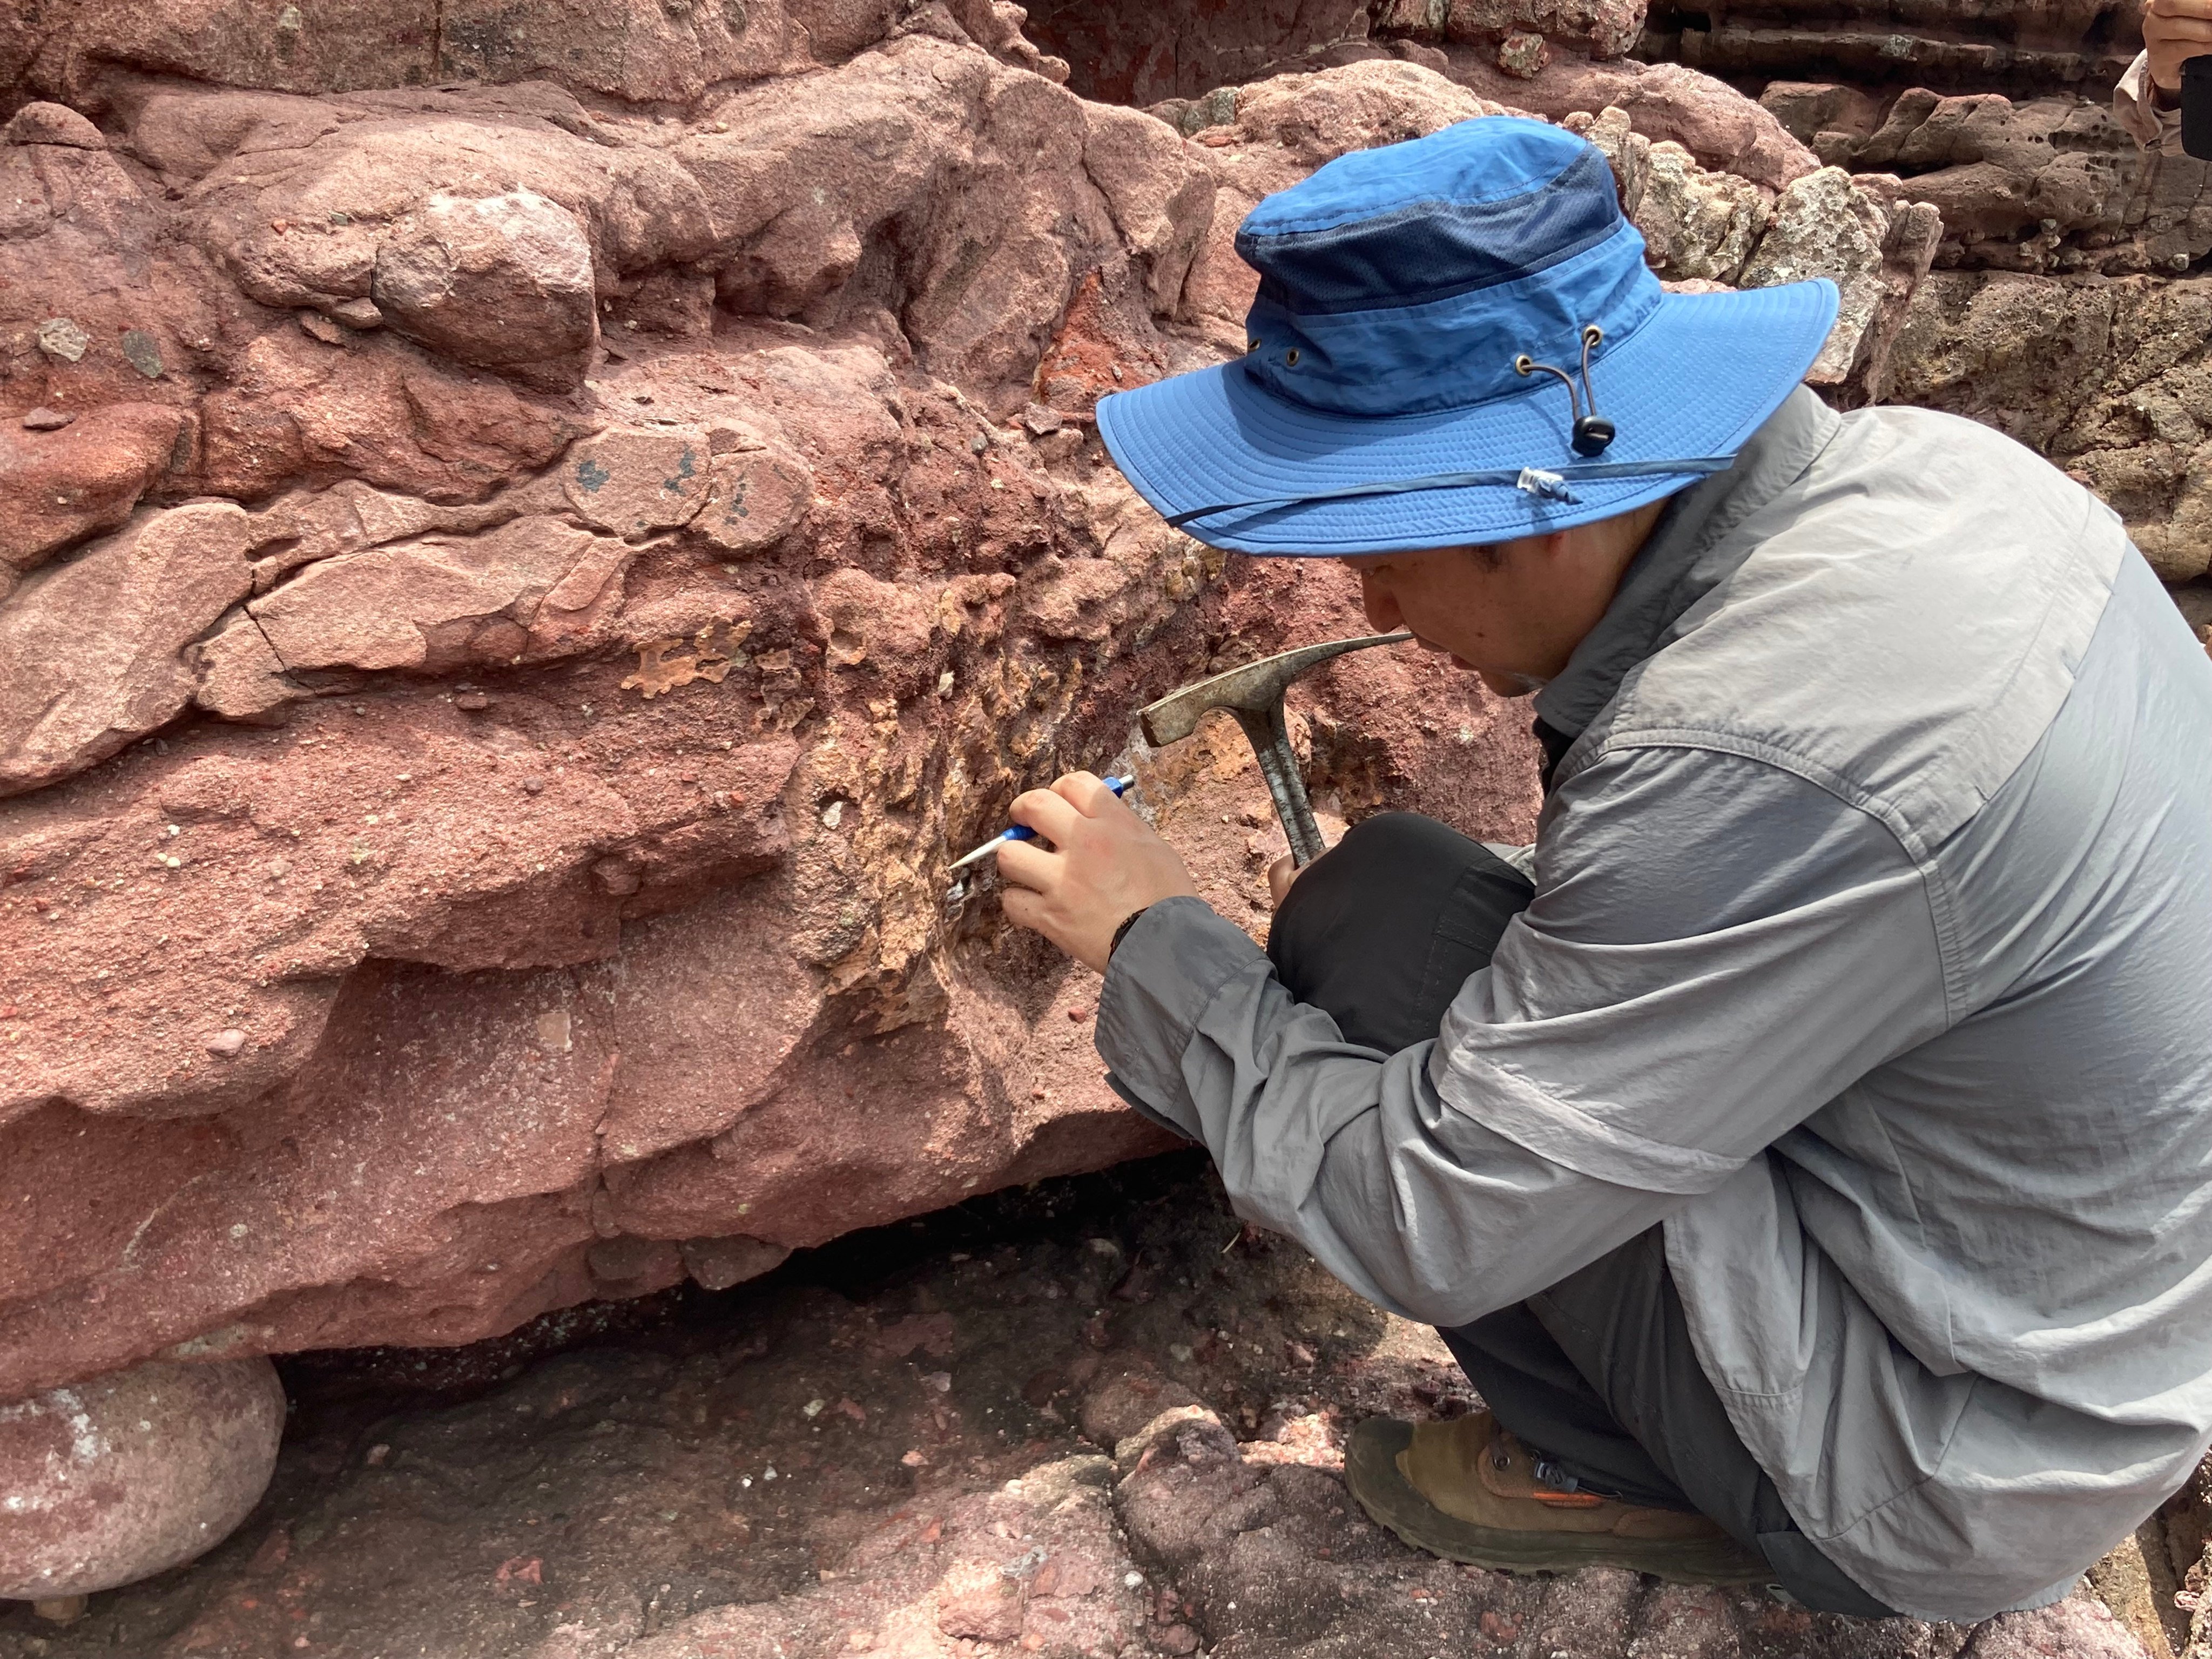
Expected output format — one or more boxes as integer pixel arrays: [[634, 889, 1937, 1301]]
[[1344, 1418, 1772, 1585]]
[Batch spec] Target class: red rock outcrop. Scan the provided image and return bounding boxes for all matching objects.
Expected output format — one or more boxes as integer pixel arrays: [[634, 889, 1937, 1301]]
[[1, 9, 1593, 1408], [0, 0, 2182, 1437]]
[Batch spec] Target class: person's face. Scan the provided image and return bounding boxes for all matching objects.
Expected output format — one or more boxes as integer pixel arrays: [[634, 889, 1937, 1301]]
[[1341, 504, 1667, 697], [1341, 535, 1588, 697]]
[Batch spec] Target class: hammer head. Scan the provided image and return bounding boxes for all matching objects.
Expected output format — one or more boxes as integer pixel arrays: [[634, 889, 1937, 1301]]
[[1137, 632, 1413, 747]]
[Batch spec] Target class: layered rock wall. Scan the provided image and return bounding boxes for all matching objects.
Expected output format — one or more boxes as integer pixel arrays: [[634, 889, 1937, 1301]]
[[1638, 1, 2143, 99], [3, 0, 2206, 1418], [0, 10, 1576, 1405]]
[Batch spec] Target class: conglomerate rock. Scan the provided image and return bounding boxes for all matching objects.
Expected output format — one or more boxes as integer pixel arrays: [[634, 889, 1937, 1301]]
[[3, 19, 1604, 1410], [1889, 270, 2212, 584]]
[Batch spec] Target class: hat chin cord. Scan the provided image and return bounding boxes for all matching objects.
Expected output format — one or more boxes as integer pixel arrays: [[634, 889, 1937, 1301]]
[[1161, 323, 1746, 534], [1514, 324, 1617, 459]]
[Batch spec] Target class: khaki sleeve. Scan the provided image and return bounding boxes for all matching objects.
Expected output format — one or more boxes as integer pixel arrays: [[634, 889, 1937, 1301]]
[[2115, 49, 2189, 155]]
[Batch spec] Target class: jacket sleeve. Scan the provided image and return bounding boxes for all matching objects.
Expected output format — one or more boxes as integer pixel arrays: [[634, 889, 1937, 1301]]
[[2115, 50, 2188, 155], [1094, 745, 1950, 1327]]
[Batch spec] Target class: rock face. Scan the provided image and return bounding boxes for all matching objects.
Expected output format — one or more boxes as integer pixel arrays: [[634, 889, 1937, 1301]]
[[3, 9, 1591, 1412], [1889, 271, 2212, 584], [0, 0, 2198, 1550], [1761, 80, 2212, 279], [1639, 0, 2143, 100], [0, 1357, 285, 1600]]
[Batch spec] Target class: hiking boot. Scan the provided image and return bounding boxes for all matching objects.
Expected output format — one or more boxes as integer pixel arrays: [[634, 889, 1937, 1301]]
[[1344, 1410, 1770, 1583]]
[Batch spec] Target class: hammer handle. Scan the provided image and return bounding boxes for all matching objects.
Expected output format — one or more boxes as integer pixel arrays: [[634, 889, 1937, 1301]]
[[1233, 704, 1327, 867]]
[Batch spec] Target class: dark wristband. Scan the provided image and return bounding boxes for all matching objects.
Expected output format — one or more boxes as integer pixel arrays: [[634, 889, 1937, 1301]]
[[1108, 905, 1152, 960]]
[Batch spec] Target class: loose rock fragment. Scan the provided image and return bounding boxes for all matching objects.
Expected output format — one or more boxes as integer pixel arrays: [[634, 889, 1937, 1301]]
[[0, 1358, 285, 1599], [3, 102, 105, 149]]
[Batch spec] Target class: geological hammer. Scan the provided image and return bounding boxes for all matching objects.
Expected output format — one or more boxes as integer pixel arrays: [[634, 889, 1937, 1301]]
[[1138, 633, 1412, 868]]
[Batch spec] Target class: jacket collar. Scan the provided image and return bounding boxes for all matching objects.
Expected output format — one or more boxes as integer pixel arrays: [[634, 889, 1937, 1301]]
[[1532, 386, 1843, 763]]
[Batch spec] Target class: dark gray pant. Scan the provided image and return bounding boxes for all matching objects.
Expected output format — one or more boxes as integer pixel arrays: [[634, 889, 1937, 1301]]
[[1268, 812, 1896, 1618]]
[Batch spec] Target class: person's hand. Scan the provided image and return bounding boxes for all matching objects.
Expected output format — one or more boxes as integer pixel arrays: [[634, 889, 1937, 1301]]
[[1267, 853, 1304, 909], [996, 772, 1198, 974], [2145, 0, 2212, 92]]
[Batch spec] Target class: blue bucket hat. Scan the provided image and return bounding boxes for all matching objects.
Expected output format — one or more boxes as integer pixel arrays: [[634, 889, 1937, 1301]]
[[1095, 116, 1839, 556]]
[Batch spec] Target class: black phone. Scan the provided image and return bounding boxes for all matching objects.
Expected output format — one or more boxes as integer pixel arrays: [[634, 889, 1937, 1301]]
[[2186, 55, 2212, 161]]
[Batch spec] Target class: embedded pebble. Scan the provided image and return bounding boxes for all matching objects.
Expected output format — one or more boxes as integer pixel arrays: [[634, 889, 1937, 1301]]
[[35, 317, 89, 362], [119, 329, 164, 379], [329, 296, 384, 329], [206, 1029, 247, 1058], [21, 407, 75, 431]]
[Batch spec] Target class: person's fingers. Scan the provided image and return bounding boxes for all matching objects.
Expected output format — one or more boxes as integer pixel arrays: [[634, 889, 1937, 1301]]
[[2147, 0, 2212, 19], [1008, 786, 1083, 845], [1267, 853, 1299, 908], [995, 837, 1057, 892], [2150, 15, 2212, 36], [1050, 771, 1117, 815], [1000, 882, 1045, 931]]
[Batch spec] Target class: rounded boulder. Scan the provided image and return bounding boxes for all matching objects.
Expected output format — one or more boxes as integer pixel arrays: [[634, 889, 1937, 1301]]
[[372, 188, 598, 379], [0, 1357, 286, 1600]]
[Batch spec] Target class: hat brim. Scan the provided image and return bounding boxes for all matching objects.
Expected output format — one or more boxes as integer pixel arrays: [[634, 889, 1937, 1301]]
[[1096, 279, 1840, 556]]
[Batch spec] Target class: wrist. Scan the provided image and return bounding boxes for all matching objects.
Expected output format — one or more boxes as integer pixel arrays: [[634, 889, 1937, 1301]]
[[1108, 905, 1152, 961], [2152, 76, 2183, 112]]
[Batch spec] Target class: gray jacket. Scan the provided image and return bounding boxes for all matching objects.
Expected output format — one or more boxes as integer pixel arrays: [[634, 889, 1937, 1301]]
[[1097, 388, 2212, 1622]]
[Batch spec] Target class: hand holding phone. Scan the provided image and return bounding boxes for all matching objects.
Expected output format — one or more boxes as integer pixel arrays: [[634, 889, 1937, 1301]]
[[2144, 1, 2212, 155], [2187, 54, 2212, 160]]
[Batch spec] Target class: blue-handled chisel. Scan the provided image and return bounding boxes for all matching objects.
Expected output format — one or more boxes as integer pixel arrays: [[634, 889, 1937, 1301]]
[[945, 775, 1133, 877]]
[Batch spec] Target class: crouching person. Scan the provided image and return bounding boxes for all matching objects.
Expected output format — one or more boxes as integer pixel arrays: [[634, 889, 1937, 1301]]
[[993, 117, 2212, 1623]]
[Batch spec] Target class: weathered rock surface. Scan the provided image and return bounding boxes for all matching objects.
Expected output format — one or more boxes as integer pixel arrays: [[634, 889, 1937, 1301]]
[[1890, 271, 2212, 583], [1762, 80, 2212, 280], [3, 0, 1062, 110], [4, 28, 1593, 1409], [0, 1357, 285, 1600], [0, 1161, 2181, 1656], [1638, 0, 2143, 100], [0, 0, 2202, 1590]]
